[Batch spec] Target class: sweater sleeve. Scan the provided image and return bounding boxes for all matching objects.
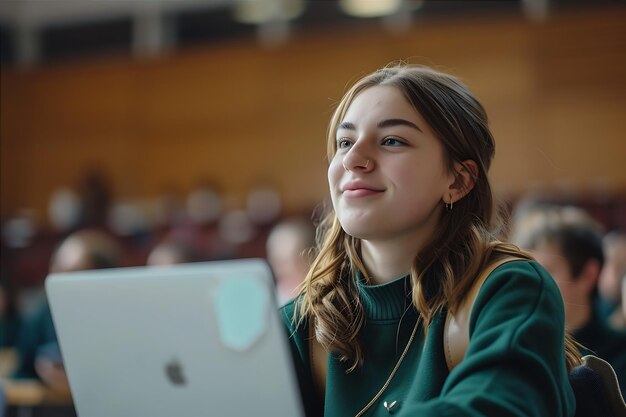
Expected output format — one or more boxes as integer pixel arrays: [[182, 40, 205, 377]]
[[397, 261, 576, 417]]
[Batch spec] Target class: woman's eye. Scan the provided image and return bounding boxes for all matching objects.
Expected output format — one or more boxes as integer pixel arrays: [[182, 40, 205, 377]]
[[382, 137, 404, 146], [337, 138, 352, 149]]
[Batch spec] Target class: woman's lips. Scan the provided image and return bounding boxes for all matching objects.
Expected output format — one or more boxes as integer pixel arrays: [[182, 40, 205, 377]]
[[342, 188, 383, 198], [343, 184, 383, 198]]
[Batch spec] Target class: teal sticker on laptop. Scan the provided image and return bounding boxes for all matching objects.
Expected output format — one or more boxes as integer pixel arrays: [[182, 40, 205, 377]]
[[214, 275, 270, 352]]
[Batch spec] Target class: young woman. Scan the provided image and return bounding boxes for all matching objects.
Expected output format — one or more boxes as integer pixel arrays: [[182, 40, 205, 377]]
[[281, 64, 578, 417]]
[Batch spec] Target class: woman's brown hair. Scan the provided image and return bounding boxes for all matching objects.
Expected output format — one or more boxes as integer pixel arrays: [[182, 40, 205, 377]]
[[294, 64, 581, 373]]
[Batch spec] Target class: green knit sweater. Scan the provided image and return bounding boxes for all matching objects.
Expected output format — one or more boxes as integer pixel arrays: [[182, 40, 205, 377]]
[[281, 260, 576, 417]]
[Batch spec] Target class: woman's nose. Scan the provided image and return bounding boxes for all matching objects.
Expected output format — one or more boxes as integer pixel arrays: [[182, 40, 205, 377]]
[[342, 146, 373, 172]]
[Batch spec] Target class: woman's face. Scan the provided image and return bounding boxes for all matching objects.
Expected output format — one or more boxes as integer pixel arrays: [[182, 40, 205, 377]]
[[328, 85, 454, 243]]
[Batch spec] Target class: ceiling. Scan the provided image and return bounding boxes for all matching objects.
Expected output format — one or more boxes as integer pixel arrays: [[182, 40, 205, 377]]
[[0, 0, 620, 67], [0, 0, 232, 27]]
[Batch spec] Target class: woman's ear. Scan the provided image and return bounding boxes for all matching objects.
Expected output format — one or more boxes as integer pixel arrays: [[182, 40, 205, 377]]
[[446, 160, 478, 205]]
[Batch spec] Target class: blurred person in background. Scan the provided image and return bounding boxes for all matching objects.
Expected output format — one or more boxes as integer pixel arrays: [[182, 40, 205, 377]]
[[146, 239, 204, 266], [266, 217, 315, 305], [0, 282, 21, 377], [598, 230, 626, 329], [77, 169, 112, 230], [8, 229, 122, 394], [512, 205, 626, 395], [0, 283, 20, 350], [616, 274, 626, 329]]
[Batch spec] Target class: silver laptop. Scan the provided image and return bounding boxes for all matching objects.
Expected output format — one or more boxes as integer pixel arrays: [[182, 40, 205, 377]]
[[45, 258, 305, 417]]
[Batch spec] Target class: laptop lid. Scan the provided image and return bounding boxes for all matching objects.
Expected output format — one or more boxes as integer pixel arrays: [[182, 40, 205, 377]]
[[45, 258, 305, 417]]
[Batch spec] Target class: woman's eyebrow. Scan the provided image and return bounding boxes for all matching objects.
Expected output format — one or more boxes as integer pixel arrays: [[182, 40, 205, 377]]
[[336, 119, 422, 132], [337, 121, 355, 131], [377, 118, 422, 132]]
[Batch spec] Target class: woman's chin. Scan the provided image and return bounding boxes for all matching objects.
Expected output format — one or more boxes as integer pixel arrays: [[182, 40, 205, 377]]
[[341, 224, 380, 241]]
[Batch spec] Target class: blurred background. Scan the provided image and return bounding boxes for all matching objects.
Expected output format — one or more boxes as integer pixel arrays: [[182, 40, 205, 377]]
[[1, 0, 626, 415]]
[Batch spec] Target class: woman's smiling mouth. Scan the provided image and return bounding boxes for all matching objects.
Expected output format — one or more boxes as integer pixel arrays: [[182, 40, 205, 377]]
[[342, 182, 385, 198]]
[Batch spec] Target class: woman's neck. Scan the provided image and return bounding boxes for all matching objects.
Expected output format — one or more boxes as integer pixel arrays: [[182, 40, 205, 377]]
[[361, 237, 423, 285]]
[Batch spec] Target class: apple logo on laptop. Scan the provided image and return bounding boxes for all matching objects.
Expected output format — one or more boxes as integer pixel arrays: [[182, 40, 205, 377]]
[[165, 358, 187, 386]]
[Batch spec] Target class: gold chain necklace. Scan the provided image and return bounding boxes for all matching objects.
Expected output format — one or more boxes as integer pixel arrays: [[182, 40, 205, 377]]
[[354, 317, 420, 417]]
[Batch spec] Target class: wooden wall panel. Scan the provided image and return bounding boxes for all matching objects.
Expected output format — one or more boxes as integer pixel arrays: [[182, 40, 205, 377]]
[[2, 7, 625, 224]]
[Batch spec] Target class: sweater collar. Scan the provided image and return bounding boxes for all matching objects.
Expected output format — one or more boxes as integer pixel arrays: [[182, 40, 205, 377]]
[[355, 270, 416, 321]]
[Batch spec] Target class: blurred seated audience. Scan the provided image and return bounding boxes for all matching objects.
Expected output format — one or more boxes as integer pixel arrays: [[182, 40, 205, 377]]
[[511, 205, 626, 395], [598, 230, 626, 329], [266, 217, 315, 305], [9, 229, 122, 394]]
